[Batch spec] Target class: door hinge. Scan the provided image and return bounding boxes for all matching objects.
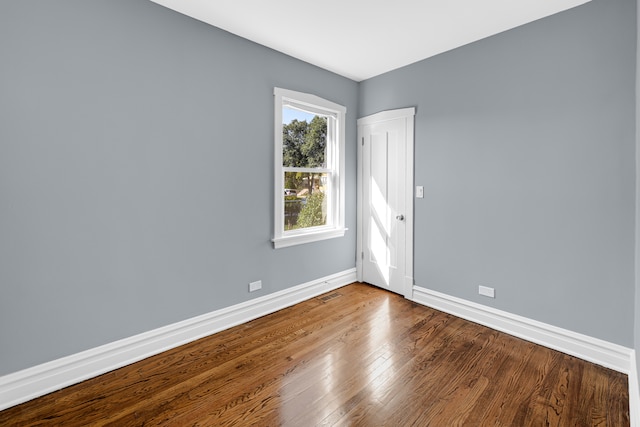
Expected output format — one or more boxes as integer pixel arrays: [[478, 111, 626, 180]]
[[361, 137, 364, 146], [361, 251, 364, 260]]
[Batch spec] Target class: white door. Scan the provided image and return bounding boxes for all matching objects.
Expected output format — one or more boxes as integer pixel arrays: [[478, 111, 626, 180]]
[[357, 108, 415, 297]]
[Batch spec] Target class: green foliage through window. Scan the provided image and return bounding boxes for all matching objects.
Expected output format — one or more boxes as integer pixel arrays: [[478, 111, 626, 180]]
[[282, 116, 327, 168], [282, 112, 328, 230], [296, 191, 326, 229]]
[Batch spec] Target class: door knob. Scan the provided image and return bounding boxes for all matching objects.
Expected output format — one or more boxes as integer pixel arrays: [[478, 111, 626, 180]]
[[396, 214, 405, 221]]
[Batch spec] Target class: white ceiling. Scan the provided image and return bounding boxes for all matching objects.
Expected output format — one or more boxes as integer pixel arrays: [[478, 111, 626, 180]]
[[150, 0, 591, 82]]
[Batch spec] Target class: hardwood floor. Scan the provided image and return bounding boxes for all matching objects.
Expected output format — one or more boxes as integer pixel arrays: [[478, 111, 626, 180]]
[[0, 283, 629, 426]]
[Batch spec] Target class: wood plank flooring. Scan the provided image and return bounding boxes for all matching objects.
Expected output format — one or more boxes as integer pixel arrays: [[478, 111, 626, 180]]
[[0, 282, 629, 426]]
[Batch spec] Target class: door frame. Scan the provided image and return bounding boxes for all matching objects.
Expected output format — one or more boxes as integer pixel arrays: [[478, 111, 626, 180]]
[[356, 107, 415, 299]]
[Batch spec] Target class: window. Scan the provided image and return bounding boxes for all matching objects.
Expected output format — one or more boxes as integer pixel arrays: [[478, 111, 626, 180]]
[[273, 88, 346, 248]]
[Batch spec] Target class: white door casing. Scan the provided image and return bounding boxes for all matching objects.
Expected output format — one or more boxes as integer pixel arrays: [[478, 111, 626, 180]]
[[357, 108, 415, 298]]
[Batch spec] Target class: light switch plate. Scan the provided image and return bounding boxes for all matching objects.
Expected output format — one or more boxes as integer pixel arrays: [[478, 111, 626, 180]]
[[416, 186, 424, 198]]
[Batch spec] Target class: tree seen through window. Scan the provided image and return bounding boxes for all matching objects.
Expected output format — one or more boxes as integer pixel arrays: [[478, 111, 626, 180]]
[[283, 110, 328, 230]]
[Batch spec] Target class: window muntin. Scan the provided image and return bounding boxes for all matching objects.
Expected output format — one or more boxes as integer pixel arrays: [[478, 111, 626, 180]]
[[273, 88, 346, 248]]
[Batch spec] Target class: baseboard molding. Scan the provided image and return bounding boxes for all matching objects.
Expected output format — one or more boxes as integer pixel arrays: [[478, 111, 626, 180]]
[[411, 286, 632, 374], [0, 268, 357, 411], [630, 350, 640, 427]]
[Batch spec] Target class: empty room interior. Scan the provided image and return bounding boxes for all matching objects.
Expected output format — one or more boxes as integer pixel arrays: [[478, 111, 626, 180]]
[[1, 0, 640, 425]]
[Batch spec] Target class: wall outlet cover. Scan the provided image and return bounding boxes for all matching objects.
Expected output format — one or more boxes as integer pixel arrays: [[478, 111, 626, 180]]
[[249, 280, 262, 292], [479, 285, 495, 298]]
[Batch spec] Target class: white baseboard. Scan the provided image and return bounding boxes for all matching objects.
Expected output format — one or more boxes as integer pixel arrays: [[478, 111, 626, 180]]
[[630, 350, 640, 427], [0, 268, 357, 411], [411, 286, 632, 374]]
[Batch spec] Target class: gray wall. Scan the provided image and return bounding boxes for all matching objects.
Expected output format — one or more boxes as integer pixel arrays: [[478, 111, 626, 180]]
[[360, 0, 636, 346], [0, 0, 358, 375], [0, 0, 636, 380], [635, 0, 640, 395]]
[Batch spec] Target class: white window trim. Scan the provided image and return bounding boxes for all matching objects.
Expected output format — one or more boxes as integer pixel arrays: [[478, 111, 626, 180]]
[[272, 87, 347, 249]]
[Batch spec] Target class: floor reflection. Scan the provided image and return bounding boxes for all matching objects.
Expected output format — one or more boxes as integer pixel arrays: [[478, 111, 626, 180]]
[[366, 297, 396, 404], [277, 290, 399, 425]]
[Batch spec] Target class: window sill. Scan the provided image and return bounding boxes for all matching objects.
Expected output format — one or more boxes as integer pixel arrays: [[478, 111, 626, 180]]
[[272, 227, 347, 249]]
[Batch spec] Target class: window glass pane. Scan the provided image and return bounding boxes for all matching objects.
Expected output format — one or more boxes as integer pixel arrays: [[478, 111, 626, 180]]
[[284, 172, 328, 231], [282, 107, 328, 168]]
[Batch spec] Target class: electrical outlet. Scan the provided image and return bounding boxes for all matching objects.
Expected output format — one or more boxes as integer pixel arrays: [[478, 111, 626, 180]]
[[249, 280, 262, 292], [479, 285, 495, 298]]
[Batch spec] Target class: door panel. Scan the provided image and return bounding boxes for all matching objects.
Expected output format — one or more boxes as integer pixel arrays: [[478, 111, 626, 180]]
[[361, 118, 406, 295]]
